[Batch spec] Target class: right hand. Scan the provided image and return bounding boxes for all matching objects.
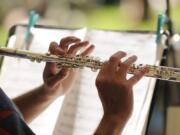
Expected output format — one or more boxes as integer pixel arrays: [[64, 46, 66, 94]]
[[95, 51, 148, 128]]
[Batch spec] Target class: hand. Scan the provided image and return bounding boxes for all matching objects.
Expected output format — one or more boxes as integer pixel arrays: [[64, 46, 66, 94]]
[[95, 51, 148, 134], [43, 36, 94, 98]]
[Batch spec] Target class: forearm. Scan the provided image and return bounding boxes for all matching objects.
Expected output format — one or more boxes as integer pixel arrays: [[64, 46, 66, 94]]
[[13, 84, 58, 123], [94, 115, 127, 135]]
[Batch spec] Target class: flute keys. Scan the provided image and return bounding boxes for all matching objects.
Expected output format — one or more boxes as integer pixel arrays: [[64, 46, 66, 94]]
[[91, 68, 98, 72], [36, 58, 42, 63], [56, 63, 81, 69]]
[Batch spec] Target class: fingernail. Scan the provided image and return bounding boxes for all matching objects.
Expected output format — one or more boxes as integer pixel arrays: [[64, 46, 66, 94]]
[[90, 44, 95, 48], [130, 55, 137, 59]]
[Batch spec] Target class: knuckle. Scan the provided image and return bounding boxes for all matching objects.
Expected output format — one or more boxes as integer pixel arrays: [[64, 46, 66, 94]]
[[78, 42, 88, 47], [69, 45, 79, 53], [49, 45, 56, 53], [68, 46, 75, 52], [49, 42, 57, 48], [118, 51, 126, 55], [50, 41, 57, 45], [60, 37, 72, 44], [120, 63, 128, 69], [60, 37, 67, 43]]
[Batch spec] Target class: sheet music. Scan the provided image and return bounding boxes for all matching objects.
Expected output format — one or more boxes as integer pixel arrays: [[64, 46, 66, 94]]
[[53, 30, 158, 135], [0, 26, 87, 135]]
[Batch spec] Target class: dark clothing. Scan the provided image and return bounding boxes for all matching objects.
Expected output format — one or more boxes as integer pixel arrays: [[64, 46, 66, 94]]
[[0, 88, 35, 135]]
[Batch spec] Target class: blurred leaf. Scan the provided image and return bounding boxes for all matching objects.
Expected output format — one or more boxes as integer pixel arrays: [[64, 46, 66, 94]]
[[0, 27, 8, 46]]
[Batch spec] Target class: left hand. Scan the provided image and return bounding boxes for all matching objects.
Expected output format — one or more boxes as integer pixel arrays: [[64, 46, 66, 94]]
[[43, 36, 95, 98]]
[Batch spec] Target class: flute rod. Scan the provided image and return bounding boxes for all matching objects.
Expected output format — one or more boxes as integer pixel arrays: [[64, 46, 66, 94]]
[[0, 47, 180, 83]]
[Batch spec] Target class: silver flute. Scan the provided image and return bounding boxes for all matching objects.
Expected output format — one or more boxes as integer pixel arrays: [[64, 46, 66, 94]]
[[0, 47, 180, 82]]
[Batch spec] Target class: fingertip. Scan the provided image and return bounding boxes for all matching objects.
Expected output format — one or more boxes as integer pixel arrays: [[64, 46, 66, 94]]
[[50, 41, 58, 45], [87, 44, 95, 52], [71, 36, 81, 41], [49, 42, 58, 53], [49, 41, 67, 55], [131, 55, 138, 60], [80, 44, 95, 56], [72, 38, 81, 44], [81, 41, 90, 45], [50, 42, 59, 48], [55, 47, 66, 55], [117, 51, 127, 56], [90, 44, 95, 49], [59, 36, 81, 50]]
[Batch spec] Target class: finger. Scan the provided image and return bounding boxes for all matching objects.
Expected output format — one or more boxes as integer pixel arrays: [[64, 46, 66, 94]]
[[107, 51, 127, 71], [101, 51, 127, 76], [98, 61, 109, 76], [49, 42, 65, 55], [47, 42, 65, 76], [60, 36, 81, 51], [117, 55, 137, 76], [80, 44, 95, 57], [43, 62, 57, 78], [67, 41, 89, 56], [128, 67, 148, 85], [123, 55, 137, 66], [45, 68, 69, 87]]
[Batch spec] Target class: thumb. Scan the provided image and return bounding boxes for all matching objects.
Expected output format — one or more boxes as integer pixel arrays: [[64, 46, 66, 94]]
[[45, 68, 69, 88]]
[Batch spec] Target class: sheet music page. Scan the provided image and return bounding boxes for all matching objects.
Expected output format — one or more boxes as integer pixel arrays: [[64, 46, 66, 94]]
[[0, 26, 87, 135], [53, 30, 158, 135]]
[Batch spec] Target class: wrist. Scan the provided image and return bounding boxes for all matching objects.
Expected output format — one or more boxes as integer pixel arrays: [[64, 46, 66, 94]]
[[94, 115, 128, 135], [102, 114, 127, 129], [40, 84, 61, 100]]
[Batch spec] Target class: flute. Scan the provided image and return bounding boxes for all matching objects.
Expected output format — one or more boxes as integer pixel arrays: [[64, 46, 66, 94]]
[[0, 47, 180, 82]]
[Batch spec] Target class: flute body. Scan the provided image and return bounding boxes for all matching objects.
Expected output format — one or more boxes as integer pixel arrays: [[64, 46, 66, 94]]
[[0, 47, 180, 82]]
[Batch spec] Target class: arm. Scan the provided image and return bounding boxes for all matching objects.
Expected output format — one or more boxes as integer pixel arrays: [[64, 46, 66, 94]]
[[94, 51, 148, 135], [13, 36, 94, 123]]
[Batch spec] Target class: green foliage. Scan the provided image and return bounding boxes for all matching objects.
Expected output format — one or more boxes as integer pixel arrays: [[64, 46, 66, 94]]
[[85, 5, 156, 31], [0, 27, 7, 46], [172, 5, 180, 32], [85, 5, 180, 32]]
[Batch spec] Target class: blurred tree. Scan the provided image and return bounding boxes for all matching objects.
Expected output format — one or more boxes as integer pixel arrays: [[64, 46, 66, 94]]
[[25, 0, 48, 17], [143, 0, 150, 21], [121, 0, 151, 22], [0, 0, 15, 24]]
